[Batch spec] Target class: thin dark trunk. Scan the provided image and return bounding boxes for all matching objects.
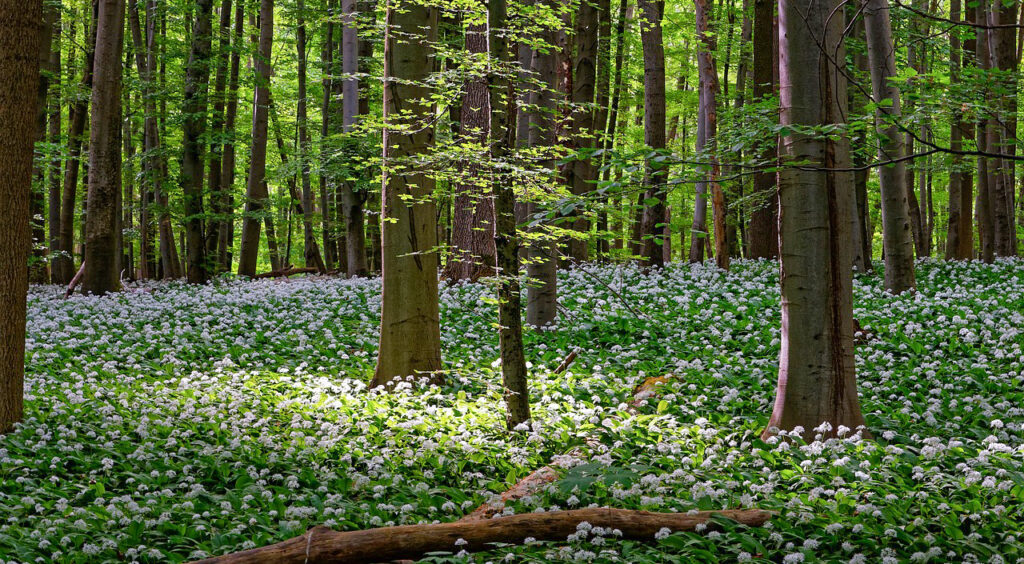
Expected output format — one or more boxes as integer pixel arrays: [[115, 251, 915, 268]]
[[637, 0, 668, 268]]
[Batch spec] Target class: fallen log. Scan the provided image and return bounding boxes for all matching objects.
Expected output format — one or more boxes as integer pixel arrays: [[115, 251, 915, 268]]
[[64, 261, 86, 298], [191, 507, 772, 564], [253, 266, 319, 279]]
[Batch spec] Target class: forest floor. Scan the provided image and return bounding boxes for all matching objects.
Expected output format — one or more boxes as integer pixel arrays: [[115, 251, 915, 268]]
[[2, 260, 1023, 563]]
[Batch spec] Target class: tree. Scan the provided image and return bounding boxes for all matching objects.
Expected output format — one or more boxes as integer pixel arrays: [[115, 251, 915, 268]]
[[764, 0, 867, 441], [745, 0, 777, 259], [82, 0, 126, 296], [0, 0, 43, 432], [372, 0, 443, 387], [693, 0, 728, 270], [443, 16, 497, 282], [339, 0, 369, 277], [489, 0, 530, 429], [566, 0, 600, 262], [862, 0, 916, 293], [180, 0, 215, 283], [636, 0, 668, 268], [237, 0, 274, 278], [945, 0, 973, 260], [295, 0, 327, 274]]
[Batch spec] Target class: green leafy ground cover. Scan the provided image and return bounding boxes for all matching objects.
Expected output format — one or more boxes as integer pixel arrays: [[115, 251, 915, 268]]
[[2, 259, 1023, 563]]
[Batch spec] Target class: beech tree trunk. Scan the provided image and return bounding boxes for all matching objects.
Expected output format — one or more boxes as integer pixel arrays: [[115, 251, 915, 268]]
[[218, 0, 243, 272], [862, 0, 916, 293], [945, 0, 973, 260], [637, 0, 668, 268], [340, 0, 369, 277], [745, 0, 778, 260], [975, 0, 995, 263], [295, 0, 327, 273], [694, 0, 728, 270], [237, 0, 274, 277], [566, 0, 599, 262], [372, 0, 443, 387], [0, 0, 43, 433], [191, 508, 772, 564], [765, 0, 867, 441], [203, 0, 233, 273], [180, 0, 214, 284], [82, 0, 125, 296]]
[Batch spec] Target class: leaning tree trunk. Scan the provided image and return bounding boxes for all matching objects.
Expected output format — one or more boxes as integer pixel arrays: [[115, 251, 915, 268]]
[[444, 19, 497, 282], [180, 0, 214, 284], [237, 0, 273, 278], [862, 0, 916, 293], [82, 0, 125, 296], [371, 0, 443, 387], [765, 0, 867, 441], [0, 0, 43, 433]]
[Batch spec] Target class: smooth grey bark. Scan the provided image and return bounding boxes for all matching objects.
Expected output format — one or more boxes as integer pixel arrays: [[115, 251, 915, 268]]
[[372, 0, 443, 387], [340, 0, 368, 277], [296, 0, 327, 273], [764, 0, 867, 441]]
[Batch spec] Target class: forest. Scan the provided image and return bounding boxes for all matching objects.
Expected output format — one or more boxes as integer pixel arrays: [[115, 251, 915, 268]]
[[0, 0, 1023, 560]]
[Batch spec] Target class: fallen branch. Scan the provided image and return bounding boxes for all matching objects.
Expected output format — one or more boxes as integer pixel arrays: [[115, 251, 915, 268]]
[[253, 266, 319, 279], [553, 348, 580, 374], [64, 261, 86, 298], [191, 508, 772, 564]]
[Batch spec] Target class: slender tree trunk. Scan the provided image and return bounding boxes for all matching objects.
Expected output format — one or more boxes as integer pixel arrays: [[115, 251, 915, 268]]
[[525, 4, 560, 329], [945, 0, 973, 260], [746, 0, 777, 259], [54, 10, 97, 284], [987, 0, 1017, 256], [204, 0, 232, 272], [82, 0, 125, 295], [296, 0, 327, 273], [372, 0, 443, 387], [489, 0, 531, 428], [180, 0, 214, 283], [695, 0, 728, 269], [975, 0, 995, 263], [765, 0, 867, 441], [319, 0, 337, 270], [237, 0, 274, 277], [30, 3, 56, 284], [0, 0, 43, 432], [46, 11, 62, 282], [637, 0, 668, 268], [862, 0, 916, 293], [217, 0, 243, 272]]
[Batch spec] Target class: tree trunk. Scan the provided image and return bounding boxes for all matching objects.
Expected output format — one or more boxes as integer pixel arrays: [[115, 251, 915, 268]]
[[987, 0, 1017, 256], [54, 10, 97, 285], [372, 0, 443, 387], [0, 0, 42, 432], [295, 0, 327, 273], [217, 0, 243, 272], [82, 0, 125, 296], [203, 0, 233, 273], [637, 0, 668, 268], [525, 4, 560, 329], [695, 0, 728, 270], [180, 0, 214, 284], [340, 0, 369, 277], [237, 0, 274, 278], [862, 0, 916, 293], [444, 19, 497, 282], [975, 0, 995, 263], [489, 0, 531, 429], [46, 10, 62, 282], [945, 0, 973, 260], [765, 0, 867, 441], [319, 0, 337, 271], [566, 0, 599, 262], [745, 0, 778, 260]]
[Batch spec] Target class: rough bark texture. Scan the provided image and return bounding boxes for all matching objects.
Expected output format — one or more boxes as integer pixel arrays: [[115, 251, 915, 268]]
[[862, 0, 916, 293], [637, 0, 668, 268], [525, 7, 559, 329], [444, 20, 497, 282], [191, 508, 773, 564], [765, 0, 867, 442], [82, 0, 125, 296], [181, 0, 214, 283], [237, 0, 274, 277], [371, 0, 443, 387], [0, 0, 43, 433]]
